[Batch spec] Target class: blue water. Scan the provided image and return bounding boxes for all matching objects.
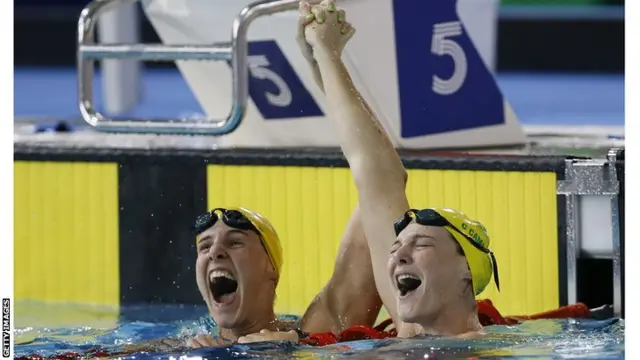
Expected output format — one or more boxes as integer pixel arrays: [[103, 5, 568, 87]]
[[14, 302, 625, 360]]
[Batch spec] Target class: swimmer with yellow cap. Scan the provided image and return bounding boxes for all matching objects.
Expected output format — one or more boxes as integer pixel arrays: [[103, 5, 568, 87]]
[[291, 0, 499, 340], [389, 207, 500, 336], [234, 0, 501, 344], [192, 207, 284, 336], [188, 204, 382, 347], [182, 2, 382, 347]]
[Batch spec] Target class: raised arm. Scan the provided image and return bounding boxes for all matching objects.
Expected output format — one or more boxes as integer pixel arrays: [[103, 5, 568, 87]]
[[303, 0, 412, 332], [299, 205, 382, 334], [297, 1, 325, 92], [294, 4, 383, 334]]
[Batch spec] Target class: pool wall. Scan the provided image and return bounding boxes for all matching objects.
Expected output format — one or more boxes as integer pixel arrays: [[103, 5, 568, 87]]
[[13, 146, 575, 318]]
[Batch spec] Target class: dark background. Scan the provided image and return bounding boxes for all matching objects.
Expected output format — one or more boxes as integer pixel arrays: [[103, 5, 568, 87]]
[[15, 0, 624, 73]]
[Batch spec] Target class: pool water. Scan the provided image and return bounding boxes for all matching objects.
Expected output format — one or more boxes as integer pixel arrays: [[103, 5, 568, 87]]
[[14, 301, 624, 360]]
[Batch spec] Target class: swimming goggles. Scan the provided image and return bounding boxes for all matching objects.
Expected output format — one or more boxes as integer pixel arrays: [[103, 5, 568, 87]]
[[193, 208, 259, 236]]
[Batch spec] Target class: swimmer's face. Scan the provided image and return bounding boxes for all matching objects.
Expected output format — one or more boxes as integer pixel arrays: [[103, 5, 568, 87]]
[[388, 222, 471, 324], [195, 222, 277, 330]]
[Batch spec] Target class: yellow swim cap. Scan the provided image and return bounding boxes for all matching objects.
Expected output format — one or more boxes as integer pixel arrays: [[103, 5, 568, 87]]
[[432, 208, 499, 296], [195, 207, 284, 282], [231, 207, 284, 282]]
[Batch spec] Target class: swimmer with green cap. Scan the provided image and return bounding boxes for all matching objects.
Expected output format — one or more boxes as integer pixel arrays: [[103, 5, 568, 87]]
[[297, 0, 498, 339]]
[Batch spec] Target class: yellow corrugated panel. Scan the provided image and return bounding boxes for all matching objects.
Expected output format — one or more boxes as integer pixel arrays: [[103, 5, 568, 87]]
[[207, 165, 358, 315], [406, 169, 559, 315], [207, 165, 558, 316], [14, 161, 120, 308]]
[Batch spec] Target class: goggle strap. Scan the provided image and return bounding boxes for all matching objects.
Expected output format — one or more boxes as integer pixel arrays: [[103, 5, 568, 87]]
[[490, 251, 500, 292]]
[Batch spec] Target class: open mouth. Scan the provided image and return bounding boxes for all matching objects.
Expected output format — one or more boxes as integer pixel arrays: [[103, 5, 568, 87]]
[[396, 274, 422, 297], [209, 270, 238, 305]]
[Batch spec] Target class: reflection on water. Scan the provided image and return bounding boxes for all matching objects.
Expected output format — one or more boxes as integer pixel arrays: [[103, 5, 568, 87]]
[[14, 301, 624, 359]]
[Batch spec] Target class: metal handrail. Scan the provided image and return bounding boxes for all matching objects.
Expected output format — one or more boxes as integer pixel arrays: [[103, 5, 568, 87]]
[[77, 0, 300, 135], [557, 150, 623, 318]]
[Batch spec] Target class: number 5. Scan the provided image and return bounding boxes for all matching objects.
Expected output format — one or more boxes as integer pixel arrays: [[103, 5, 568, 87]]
[[239, 40, 323, 120], [248, 55, 292, 107], [431, 21, 468, 96]]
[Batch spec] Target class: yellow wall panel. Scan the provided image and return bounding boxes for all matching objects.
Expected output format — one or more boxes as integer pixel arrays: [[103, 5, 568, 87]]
[[207, 165, 558, 317], [14, 161, 120, 308], [207, 165, 358, 315], [405, 169, 559, 316]]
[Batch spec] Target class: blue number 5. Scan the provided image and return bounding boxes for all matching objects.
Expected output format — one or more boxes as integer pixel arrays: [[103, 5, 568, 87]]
[[230, 40, 324, 120], [393, 0, 505, 137]]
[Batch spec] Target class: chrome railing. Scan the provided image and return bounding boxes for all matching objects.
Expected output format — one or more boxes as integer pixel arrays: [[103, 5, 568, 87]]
[[77, 0, 301, 135]]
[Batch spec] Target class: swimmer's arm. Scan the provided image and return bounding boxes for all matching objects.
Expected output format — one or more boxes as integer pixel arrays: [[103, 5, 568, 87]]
[[308, 60, 325, 93], [313, 49, 411, 332], [119, 338, 185, 352], [297, 4, 325, 92], [299, 205, 382, 334], [121, 334, 231, 352]]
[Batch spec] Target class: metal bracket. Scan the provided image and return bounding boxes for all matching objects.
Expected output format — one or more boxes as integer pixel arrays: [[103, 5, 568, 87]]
[[556, 159, 619, 196], [77, 0, 301, 135], [607, 148, 623, 319], [556, 149, 623, 317]]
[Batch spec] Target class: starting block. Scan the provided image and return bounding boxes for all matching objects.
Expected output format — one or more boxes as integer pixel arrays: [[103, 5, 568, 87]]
[[77, 0, 527, 150]]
